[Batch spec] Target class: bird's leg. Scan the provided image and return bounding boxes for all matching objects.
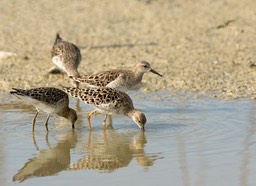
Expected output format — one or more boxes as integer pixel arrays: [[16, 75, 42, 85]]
[[45, 132, 52, 149], [32, 111, 39, 132], [44, 114, 51, 131], [32, 132, 39, 151], [87, 110, 97, 131], [61, 73, 65, 85], [102, 115, 108, 130], [86, 130, 93, 150], [87, 130, 92, 147]]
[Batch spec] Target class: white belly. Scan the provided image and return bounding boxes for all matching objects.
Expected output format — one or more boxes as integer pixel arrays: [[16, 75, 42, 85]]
[[19, 96, 62, 114]]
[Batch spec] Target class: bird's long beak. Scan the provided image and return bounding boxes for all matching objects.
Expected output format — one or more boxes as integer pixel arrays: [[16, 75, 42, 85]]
[[72, 123, 75, 129], [141, 126, 145, 132], [150, 69, 163, 77]]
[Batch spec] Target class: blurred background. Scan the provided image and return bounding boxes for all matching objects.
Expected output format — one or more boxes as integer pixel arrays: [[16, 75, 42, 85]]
[[1, 0, 256, 99]]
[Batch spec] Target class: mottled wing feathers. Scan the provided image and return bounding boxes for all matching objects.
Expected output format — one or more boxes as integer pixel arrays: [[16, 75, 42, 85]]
[[51, 34, 81, 68], [74, 70, 125, 87], [10, 87, 68, 106], [63, 87, 134, 113]]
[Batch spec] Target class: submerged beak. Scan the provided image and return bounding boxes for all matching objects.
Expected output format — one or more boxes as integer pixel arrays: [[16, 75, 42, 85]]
[[150, 69, 163, 77], [141, 126, 145, 132], [72, 123, 75, 129]]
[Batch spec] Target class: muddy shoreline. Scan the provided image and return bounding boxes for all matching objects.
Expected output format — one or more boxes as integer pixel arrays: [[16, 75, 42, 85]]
[[1, 0, 256, 100]]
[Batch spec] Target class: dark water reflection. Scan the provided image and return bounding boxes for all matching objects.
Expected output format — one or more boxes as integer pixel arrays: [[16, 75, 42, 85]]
[[68, 130, 158, 172], [12, 131, 77, 182], [0, 92, 256, 186], [11, 129, 158, 182]]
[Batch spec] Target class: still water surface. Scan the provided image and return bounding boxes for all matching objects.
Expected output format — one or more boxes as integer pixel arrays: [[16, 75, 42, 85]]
[[0, 91, 256, 186]]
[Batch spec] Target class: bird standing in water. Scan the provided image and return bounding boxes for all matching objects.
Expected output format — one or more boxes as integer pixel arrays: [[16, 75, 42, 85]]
[[10, 87, 77, 132], [63, 86, 146, 131]]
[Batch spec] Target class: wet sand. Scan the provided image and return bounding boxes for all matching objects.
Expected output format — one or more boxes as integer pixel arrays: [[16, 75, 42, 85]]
[[1, 0, 256, 99]]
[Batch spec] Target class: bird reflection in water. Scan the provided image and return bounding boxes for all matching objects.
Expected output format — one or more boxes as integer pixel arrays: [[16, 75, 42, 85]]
[[12, 130, 78, 182], [13, 130, 160, 182], [68, 131, 160, 172]]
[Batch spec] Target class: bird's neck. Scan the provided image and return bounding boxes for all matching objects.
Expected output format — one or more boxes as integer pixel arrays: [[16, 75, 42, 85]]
[[127, 109, 136, 118], [132, 69, 144, 83], [57, 107, 71, 119]]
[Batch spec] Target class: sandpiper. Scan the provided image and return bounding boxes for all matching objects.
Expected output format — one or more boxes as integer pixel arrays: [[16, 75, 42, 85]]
[[70, 61, 162, 91], [51, 33, 82, 87], [10, 87, 77, 132], [63, 86, 147, 131]]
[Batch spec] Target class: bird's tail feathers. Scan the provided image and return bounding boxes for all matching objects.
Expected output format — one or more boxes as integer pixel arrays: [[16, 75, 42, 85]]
[[54, 33, 62, 45], [10, 88, 25, 96]]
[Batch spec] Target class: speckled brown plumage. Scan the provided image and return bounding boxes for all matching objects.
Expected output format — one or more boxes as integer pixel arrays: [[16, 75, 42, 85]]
[[11, 87, 68, 106], [10, 87, 77, 131], [70, 61, 162, 91], [74, 69, 124, 87], [51, 33, 81, 87], [63, 86, 146, 130], [63, 87, 134, 114]]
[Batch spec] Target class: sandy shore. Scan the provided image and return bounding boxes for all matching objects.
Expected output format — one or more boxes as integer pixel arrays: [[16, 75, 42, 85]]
[[1, 0, 256, 99]]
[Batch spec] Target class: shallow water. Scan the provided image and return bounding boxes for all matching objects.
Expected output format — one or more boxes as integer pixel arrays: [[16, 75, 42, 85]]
[[0, 91, 256, 186]]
